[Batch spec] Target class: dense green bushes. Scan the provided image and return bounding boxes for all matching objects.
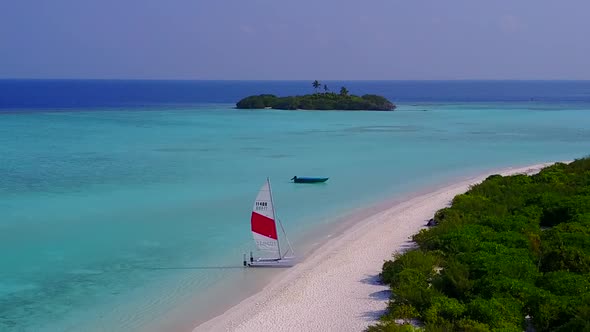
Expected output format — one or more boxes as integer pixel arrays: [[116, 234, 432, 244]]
[[371, 158, 590, 331], [236, 92, 395, 111]]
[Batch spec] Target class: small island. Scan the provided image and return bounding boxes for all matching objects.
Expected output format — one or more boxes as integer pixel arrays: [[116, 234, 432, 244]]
[[236, 80, 396, 111]]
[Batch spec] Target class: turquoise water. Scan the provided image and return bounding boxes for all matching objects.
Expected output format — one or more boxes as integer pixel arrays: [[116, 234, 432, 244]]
[[1, 103, 590, 331]]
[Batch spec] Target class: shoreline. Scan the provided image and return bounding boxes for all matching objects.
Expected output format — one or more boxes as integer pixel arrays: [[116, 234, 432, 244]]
[[193, 162, 558, 332]]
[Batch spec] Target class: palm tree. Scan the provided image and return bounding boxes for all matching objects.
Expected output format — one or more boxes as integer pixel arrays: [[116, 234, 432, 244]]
[[323, 84, 329, 93], [339, 86, 349, 96], [312, 80, 321, 93]]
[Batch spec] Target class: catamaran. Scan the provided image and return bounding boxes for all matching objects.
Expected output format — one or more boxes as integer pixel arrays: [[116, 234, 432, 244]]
[[244, 177, 295, 267]]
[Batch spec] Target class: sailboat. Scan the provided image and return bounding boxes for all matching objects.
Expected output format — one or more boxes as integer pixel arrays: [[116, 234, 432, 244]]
[[244, 177, 295, 267]]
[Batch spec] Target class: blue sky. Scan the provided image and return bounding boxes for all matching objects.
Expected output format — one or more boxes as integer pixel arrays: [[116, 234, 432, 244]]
[[1, 0, 589, 80]]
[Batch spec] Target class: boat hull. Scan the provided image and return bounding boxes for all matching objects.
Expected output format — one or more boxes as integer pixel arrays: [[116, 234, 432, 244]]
[[247, 256, 295, 267], [292, 177, 329, 183]]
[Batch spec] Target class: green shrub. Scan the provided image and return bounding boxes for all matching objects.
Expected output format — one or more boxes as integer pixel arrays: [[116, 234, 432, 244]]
[[369, 158, 590, 332], [382, 251, 438, 285]]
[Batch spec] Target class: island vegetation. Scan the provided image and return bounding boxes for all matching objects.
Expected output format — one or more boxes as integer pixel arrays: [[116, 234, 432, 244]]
[[369, 158, 590, 332], [236, 80, 396, 111]]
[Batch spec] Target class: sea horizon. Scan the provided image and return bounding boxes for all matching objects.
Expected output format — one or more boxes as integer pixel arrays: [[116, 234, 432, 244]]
[[3, 79, 590, 111]]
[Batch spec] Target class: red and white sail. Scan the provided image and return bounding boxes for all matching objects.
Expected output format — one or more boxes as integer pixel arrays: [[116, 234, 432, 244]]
[[251, 178, 280, 259]]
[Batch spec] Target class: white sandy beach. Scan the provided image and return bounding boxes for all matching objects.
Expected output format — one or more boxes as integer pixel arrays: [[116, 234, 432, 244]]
[[194, 162, 556, 332]]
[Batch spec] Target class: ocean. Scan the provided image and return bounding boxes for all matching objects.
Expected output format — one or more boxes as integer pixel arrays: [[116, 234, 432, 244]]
[[1, 80, 590, 331]]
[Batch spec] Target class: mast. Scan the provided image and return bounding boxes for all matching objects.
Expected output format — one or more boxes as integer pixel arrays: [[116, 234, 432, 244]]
[[267, 177, 282, 259], [277, 217, 295, 257]]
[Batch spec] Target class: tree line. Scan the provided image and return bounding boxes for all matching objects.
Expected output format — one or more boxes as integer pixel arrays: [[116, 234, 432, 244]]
[[236, 81, 395, 111], [368, 157, 590, 332], [312, 80, 348, 96]]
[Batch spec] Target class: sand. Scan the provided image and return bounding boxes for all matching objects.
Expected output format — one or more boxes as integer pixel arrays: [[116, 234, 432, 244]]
[[194, 162, 556, 332]]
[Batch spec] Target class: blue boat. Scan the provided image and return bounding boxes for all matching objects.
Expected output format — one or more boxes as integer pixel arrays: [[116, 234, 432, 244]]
[[291, 176, 329, 183]]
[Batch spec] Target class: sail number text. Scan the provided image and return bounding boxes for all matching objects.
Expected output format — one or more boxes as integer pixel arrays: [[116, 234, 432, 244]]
[[255, 201, 269, 211]]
